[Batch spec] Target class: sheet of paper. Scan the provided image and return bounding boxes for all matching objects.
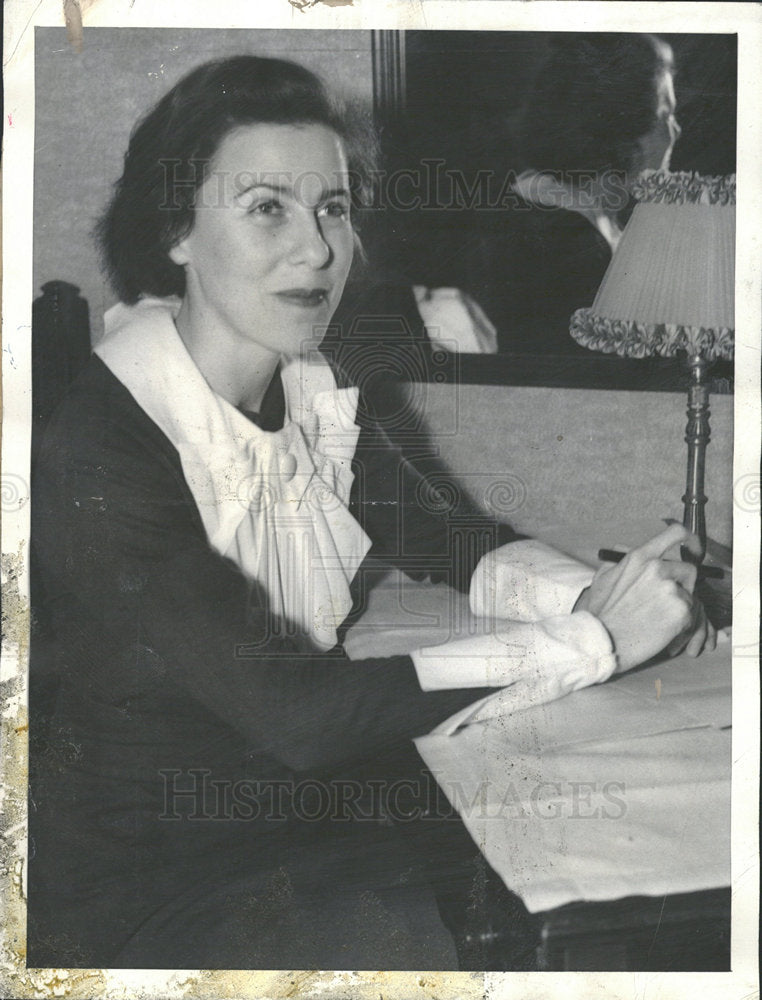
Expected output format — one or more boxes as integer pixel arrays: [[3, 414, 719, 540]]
[[416, 641, 731, 911], [416, 721, 731, 913], [440, 640, 732, 743]]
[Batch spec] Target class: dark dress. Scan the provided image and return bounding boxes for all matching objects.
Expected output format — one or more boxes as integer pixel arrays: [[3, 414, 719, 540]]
[[471, 198, 613, 355], [28, 356, 519, 969]]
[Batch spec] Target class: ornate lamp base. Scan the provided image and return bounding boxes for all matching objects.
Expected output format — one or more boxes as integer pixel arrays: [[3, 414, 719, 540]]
[[681, 354, 712, 565]]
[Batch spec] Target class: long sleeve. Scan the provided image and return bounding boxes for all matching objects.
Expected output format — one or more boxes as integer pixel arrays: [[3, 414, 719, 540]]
[[408, 537, 617, 704], [411, 612, 616, 696], [468, 539, 597, 621], [348, 411, 521, 593], [32, 360, 491, 774], [342, 394, 616, 709]]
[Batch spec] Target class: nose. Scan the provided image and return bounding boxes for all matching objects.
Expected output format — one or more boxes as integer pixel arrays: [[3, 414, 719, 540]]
[[289, 210, 332, 269]]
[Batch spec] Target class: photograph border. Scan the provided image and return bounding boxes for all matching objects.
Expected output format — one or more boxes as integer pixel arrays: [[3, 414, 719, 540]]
[[2, 2, 760, 998]]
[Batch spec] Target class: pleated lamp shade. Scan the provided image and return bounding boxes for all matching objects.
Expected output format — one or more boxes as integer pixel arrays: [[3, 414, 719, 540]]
[[570, 171, 735, 360]]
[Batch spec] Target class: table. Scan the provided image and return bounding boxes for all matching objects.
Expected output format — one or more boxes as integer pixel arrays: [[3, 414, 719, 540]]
[[535, 887, 731, 971], [344, 533, 732, 970], [415, 643, 730, 914]]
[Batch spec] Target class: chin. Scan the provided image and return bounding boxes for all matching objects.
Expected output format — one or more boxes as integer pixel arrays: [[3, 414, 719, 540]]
[[281, 329, 324, 357]]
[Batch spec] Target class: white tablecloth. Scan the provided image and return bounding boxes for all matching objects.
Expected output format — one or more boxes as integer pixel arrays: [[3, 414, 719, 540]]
[[415, 645, 730, 913], [344, 525, 731, 913]]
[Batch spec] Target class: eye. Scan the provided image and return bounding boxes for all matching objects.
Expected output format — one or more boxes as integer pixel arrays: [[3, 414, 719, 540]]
[[318, 200, 350, 221], [249, 199, 285, 218]]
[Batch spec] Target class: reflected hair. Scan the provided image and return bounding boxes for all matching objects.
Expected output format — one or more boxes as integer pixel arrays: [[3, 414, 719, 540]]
[[96, 56, 378, 303], [516, 33, 674, 179]]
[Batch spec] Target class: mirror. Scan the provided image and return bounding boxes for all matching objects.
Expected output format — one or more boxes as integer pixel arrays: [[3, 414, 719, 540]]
[[347, 30, 736, 391]]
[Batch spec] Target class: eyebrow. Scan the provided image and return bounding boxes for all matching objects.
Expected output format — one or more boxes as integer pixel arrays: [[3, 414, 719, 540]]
[[236, 181, 351, 201]]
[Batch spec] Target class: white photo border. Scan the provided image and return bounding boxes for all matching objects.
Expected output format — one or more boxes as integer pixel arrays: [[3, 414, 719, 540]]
[[2, 2, 760, 998]]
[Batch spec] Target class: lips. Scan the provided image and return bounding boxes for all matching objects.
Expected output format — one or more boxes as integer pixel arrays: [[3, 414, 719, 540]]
[[275, 288, 330, 308]]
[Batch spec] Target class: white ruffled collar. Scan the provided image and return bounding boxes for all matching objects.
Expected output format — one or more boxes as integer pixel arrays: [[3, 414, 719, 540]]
[[96, 296, 371, 651]]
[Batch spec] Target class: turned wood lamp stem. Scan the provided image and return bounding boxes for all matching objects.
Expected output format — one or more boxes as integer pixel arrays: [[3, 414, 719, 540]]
[[682, 354, 711, 564], [569, 172, 735, 572]]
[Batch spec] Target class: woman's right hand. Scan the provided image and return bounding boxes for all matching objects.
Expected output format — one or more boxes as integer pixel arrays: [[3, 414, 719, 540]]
[[575, 524, 716, 672]]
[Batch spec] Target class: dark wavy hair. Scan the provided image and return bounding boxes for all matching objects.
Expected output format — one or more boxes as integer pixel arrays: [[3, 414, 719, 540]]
[[516, 33, 674, 179], [96, 56, 378, 303]]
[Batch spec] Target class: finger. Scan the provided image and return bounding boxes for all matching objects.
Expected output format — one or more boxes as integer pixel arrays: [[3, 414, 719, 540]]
[[589, 562, 619, 596], [679, 531, 703, 561], [658, 559, 698, 592], [601, 526, 693, 609], [684, 599, 711, 657], [704, 617, 717, 653], [580, 562, 627, 616], [685, 619, 707, 657], [630, 524, 691, 563], [596, 543, 660, 605], [702, 609, 717, 653]]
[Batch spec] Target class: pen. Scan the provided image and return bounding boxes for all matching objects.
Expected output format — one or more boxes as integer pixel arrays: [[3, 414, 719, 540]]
[[597, 548, 725, 580]]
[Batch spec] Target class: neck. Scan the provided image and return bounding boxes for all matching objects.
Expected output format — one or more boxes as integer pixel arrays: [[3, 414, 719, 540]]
[[515, 171, 623, 251], [174, 296, 280, 412], [516, 170, 624, 219]]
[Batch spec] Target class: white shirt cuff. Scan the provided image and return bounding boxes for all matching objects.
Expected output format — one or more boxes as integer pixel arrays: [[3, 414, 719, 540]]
[[469, 539, 595, 622], [411, 610, 616, 693]]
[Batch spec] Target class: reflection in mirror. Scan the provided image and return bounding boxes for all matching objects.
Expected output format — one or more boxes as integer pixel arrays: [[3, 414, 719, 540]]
[[337, 30, 736, 391]]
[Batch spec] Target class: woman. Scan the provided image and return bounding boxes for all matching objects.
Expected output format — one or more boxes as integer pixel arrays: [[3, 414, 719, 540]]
[[29, 55, 711, 970], [479, 33, 681, 353]]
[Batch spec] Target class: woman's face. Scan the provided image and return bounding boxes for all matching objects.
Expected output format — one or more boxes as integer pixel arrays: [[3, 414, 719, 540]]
[[170, 122, 354, 360], [633, 70, 682, 174]]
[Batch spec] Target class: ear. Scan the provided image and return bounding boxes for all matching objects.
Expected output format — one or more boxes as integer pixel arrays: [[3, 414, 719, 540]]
[[169, 238, 191, 267]]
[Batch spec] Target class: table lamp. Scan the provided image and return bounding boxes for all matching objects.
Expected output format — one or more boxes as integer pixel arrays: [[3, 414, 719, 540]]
[[570, 170, 735, 565]]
